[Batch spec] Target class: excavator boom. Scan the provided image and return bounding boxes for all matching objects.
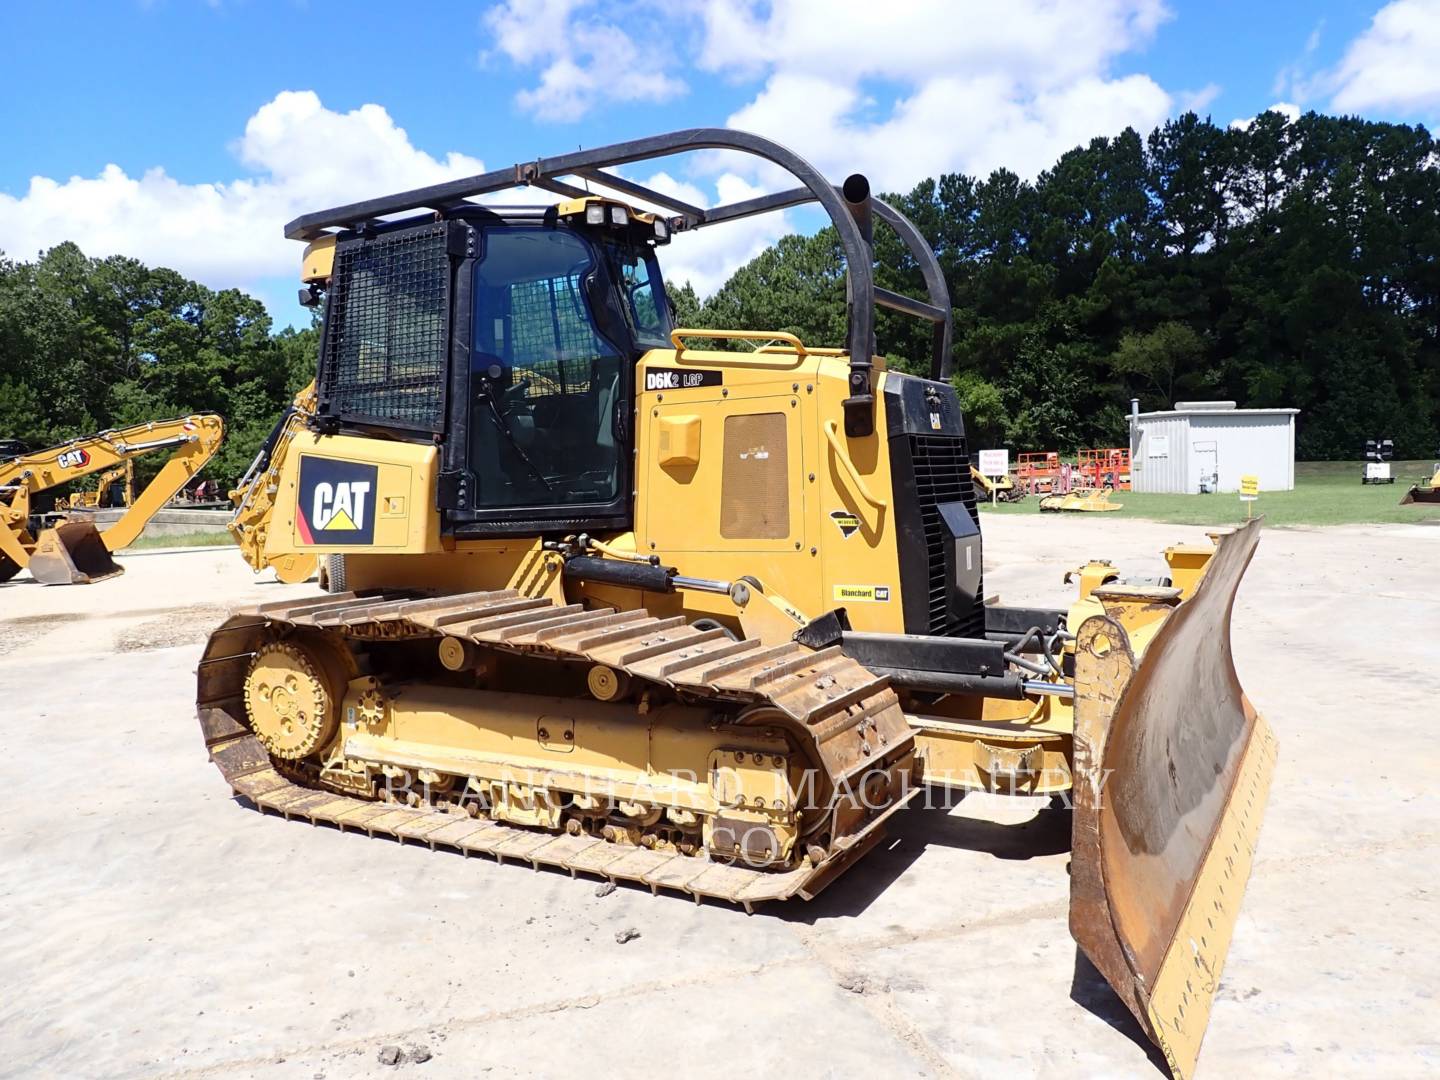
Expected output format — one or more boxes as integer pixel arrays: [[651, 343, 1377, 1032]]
[[0, 414, 225, 584]]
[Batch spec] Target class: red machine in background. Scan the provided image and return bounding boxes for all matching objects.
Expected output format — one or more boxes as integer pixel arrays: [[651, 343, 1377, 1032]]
[[1016, 451, 1061, 494], [1078, 448, 1132, 490]]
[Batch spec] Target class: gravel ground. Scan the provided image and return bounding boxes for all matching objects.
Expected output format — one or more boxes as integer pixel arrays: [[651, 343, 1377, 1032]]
[[1, 517, 1435, 1079]]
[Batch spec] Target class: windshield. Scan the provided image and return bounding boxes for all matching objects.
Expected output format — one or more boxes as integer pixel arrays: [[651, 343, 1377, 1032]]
[[470, 227, 625, 510]]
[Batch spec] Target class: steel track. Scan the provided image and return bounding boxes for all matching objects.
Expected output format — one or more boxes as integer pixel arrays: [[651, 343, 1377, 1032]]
[[196, 588, 917, 909]]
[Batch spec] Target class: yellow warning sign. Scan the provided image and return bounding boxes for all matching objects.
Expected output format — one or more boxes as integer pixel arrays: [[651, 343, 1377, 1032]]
[[1239, 474, 1259, 498], [833, 584, 891, 603]]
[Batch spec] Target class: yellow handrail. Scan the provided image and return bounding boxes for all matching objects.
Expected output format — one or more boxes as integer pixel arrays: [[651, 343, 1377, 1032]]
[[824, 420, 887, 513], [756, 344, 846, 356], [670, 327, 808, 355]]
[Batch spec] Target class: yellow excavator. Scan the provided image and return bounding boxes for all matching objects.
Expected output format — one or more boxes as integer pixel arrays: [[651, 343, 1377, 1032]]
[[199, 129, 1274, 1078], [0, 415, 225, 584], [57, 459, 135, 511], [969, 464, 1023, 502]]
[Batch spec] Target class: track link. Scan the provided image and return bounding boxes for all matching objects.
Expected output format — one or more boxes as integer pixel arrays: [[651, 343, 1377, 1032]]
[[196, 589, 916, 909]]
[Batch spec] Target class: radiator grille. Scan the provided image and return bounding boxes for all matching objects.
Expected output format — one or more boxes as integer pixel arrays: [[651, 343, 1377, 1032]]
[[319, 223, 450, 432], [909, 433, 985, 637]]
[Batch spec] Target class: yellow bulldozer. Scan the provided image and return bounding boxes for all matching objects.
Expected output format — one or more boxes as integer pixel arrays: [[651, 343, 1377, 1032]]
[[1, 415, 225, 584], [200, 129, 1274, 1078], [1401, 450, 1440, 505]]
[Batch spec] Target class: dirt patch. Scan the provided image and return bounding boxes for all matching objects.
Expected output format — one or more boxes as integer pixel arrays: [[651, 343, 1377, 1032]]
[[0, 612, 86, 627], [0, 612, 85, 653], [114, 604, 234, 652]]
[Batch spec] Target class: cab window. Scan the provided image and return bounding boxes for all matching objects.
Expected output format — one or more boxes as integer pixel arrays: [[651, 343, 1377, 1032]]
[[611, 246, 671, 347], [470, 228, 624, 509]]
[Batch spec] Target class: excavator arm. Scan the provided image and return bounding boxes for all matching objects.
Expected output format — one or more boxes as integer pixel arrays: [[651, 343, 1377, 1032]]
[[0, 414, 225, 584]]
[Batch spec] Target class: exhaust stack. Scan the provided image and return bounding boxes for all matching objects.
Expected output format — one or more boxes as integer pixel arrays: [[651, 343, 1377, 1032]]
[[840, 174, 876, 436]]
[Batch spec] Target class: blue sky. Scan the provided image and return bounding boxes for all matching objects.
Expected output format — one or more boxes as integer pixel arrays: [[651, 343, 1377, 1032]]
[[3, 1, 1437, 326]]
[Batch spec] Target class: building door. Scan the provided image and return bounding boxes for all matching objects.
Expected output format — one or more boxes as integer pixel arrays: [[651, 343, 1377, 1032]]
[[1193, 440, 1218, 493]]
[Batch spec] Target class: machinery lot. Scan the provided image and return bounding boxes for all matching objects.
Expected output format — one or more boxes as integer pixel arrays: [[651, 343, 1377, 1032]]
[[2, 516, 1436, 1079]]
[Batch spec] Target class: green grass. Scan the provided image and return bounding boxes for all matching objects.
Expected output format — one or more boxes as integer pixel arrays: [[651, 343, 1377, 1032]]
[[126, 530, 235, 550], [978, 459, 1440, 527]]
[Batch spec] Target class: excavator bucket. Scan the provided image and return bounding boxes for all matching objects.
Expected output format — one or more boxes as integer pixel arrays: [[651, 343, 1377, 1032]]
[[1070, 517, 1277, 1080], [27, 521, 124, 585]]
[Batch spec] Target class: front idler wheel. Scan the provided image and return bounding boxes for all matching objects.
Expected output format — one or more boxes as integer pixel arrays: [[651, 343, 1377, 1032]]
[[243, 639, 344, 760]]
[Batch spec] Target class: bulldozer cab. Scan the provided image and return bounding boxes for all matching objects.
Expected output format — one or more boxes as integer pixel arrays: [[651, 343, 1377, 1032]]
[[290, 130, 954, 545], [309, 198, 680, 538]]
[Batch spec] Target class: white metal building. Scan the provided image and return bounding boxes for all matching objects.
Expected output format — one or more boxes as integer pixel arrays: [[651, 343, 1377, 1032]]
[[1128, 400, 1299, 493]]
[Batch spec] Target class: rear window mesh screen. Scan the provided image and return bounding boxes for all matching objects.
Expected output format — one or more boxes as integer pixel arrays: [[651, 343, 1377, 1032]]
[[320, 223, 449, 431]]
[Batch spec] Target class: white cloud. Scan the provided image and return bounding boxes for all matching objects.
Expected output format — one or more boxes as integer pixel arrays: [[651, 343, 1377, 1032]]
[[469, 0, 1185, 291], [0, 91, 484, 290], [491, 0, 1177, 187], [1327, 0, 1440, 115], [669, 0, 1177, 190], [1179, 82, 1223, 113], [1272, 19, 1325, 102], [697, 0, 1170, 88], [0, 1, 1235, 309], [724, 66, 1171, 191], [483, 0, 686, 120], [0, 86, 789, 304], [636, 172, 793, 296], [1229, 102, 1301, 131]]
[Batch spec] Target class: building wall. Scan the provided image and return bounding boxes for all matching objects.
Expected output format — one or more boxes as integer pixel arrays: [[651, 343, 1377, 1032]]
[[1190, 412, 1295, 492], [1130, 414, 1190, 492], [1130, 411, 1296, 493]]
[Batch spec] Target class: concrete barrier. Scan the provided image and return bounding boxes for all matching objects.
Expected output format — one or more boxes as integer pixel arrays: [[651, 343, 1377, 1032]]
[[67, 507, 233, 540]]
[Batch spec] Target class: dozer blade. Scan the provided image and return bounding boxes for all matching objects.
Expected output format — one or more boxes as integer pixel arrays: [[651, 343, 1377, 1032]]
[[1070, 517, 1276, 1080], [27, 521, 124, 585], [1400, 483, 1440, 505]]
